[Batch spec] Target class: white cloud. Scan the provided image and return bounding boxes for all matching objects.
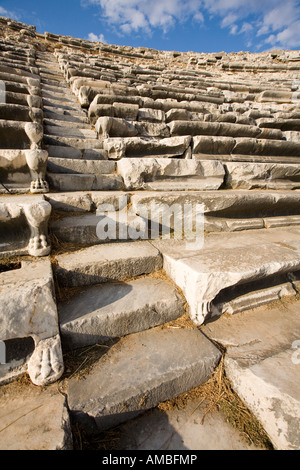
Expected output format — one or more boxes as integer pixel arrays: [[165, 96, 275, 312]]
[[0, 6, 20, 20], [83, 0, 203, 35], [83, 0, 300, 48], [88, 32, 107, 43]]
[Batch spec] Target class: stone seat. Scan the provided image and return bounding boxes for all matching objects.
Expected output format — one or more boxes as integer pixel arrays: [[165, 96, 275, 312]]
[[168, 119, 263, 138], [103, 135, 191, 159], [58, 276, 185, 350], [117, 157, 225, 191], [154, 227, 300, 325], [256, 118, 300, 131], [46, 145, 107, 160], [0, 104, 43, 123], [192, 135, 300, 157]]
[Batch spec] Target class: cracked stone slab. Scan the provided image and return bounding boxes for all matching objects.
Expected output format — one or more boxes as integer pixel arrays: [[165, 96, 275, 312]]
[[67, 327, 221, 432], [202, 301, 300, 450], [0, 384, 72, 450]]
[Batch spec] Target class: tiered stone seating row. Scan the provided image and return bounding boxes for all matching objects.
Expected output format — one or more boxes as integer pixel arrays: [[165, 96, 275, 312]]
[[1, 18, 300, 451]]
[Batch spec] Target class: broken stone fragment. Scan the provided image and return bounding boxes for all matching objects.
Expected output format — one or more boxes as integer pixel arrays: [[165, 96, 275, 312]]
[[103, 136, 192, 159]]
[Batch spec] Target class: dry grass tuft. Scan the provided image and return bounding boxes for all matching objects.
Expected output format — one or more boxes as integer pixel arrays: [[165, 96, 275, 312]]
[[158, 356, 273, 450]]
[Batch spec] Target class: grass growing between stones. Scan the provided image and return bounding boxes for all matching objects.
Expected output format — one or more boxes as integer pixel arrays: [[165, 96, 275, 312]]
[[158, 356, 274, 451]]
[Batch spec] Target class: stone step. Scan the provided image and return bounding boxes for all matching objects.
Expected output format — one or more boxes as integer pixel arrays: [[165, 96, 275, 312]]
[[43, 118, 91, 129], [257, 118, 300, 131], [43, 106, 88, 120], [44, 125, 97, 139], [117, 158, 225, 191], [46, 145, 107, 160], [224, 161, 300, 190], [43, 134, 103, 149], [49, 190, 300, 244], [54, 240, 163, 287], [192, 135, 300, 158], [58, 277, 186, 350], [47, 173, 123, 192], [130, 190, 300, 230], [0, 383, 72, 450], [50, 209, 146, 245], [202, 300, 300, 450], [45, 191, 129, 213], [43, 108, 89, 123], [42, 99, 82, 112], [154, 227, 300, 326], [67, 327, 221, 432], [41, 87, 77, 100], [47, 157, 115, 174], [192, 153, 300, 165]]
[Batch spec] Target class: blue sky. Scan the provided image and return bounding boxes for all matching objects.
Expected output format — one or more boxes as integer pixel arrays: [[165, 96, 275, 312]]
[[1, 0, 300, 53]]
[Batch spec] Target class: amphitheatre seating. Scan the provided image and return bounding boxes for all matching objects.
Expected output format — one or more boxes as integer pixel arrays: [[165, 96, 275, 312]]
[[0, 17, 300, 450], [0, 40, 48, 193]]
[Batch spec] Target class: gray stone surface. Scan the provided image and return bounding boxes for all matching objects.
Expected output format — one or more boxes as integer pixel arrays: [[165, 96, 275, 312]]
[[67, 327, 221, 432], [0, 259, 64, 386], [117, 158, 225, 191], [119, 401, 259, 450], [47, 173, 123, 192], [154, 227, 300, 325], [55, 240, 162, 287], [59, 277, 186, 349], [0, 384, 72, 450], [202, 300, 300, 450]]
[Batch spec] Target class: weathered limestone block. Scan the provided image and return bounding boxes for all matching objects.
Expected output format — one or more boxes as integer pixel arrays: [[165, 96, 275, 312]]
[[203, 303, 300, 450], [0, 195, 51, 257], [225, 162, 300, 189], [0, 120, 30, 149], [103, 136, 191, 159], [58, 277, 186, 350], [256, 90, 300, 104], [193, 135, 236, 155], [113, 102, 139, 120], [284, 131, 300, 142], [0, 104, 43, 124], [117, 158, 225, 190], [257, 127, 284, 140], [96, 116, 138, 138], [165, 108, 192, 122], [67, 328, 221, 432], [161, 238, 300, 325], [233, 137, 300, 156], [0, 259, 64, 387], [168, 120, 262, 138], [134, 122, 170, 138], [4, 90, 42, 108], [88, 97, 142, 124], [256, 118, 300, 132], [138, 108, 165, 123], [0, 64, 40, 82]]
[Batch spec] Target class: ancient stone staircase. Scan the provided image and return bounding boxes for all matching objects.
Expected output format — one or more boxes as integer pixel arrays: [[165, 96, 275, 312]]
[[37, 51, 122, 192], [0, 17, 300, 450]]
